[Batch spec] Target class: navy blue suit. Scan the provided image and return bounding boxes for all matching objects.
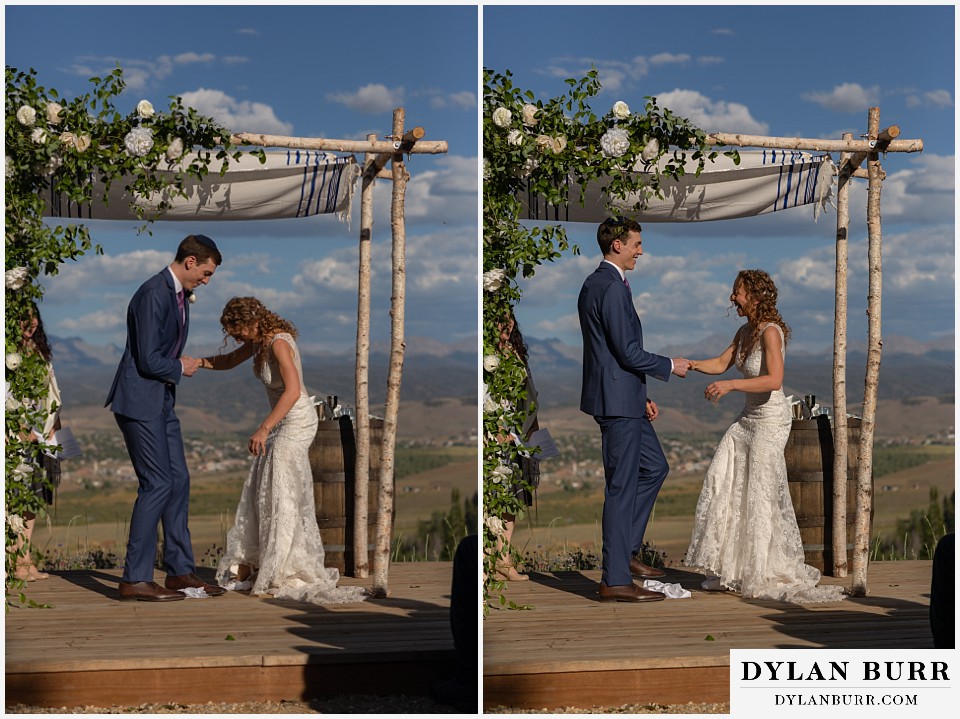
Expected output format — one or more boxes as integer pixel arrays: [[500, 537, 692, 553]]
[[578, 261, 672, 586], [106, 269, 194, 583]]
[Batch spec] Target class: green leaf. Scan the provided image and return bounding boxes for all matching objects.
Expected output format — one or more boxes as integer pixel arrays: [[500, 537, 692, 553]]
[[705, 635, 715, 641], [225, 634, 236, 641]]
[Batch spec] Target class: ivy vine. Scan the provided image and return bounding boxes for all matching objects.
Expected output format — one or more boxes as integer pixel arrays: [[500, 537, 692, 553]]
[[482, 67, 737, 610], [4, 65, 262, 607]]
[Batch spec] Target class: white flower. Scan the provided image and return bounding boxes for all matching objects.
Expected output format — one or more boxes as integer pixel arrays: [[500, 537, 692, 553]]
[[612, 100, 631, 120], [124, 127, 155, 157], [16, 106, 36, 126], [490, 464, 513, 485], [187, 291, 197, 304], [482, 158, 491, 181], [5, 267, 29, 290], [484, 515, 506, 536], [516, 156, 539, 177], [74, 134, 92, 153], [4, 155, 13, 180], [136, 99, 155, 118], [492, 107, 512, 129], [483, 393, 498, 414], [166, 137, 185, 161], [7, 513, 27, 536], [483, 354, 500, 372], [506, 129, 523, 146], [44, 154, 63, 176], [535, 135, 553, 153], [600, 127, 631, 158], [641, 137, 661, 162], [46, 102, 63, 125], [59, 131, 76, 147], [6, 353, 23, 371], [12, 463, 34, 479], [5, 394, 21, 412], [521, 103, 539, 126], [551, 135, 568, 154], [30, 127, 49, 144], [482, 268, 506, 292]]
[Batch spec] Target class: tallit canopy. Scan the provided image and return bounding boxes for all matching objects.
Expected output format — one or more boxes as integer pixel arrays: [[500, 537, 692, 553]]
[[521, 150, 836, 224], [44, 150, 360, 222]]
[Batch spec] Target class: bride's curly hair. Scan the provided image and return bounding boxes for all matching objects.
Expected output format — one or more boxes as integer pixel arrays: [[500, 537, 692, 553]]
[[219, 297, 298, 366], [734, 269, 791, 362]]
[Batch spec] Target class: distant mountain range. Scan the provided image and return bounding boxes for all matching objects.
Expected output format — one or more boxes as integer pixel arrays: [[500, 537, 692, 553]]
[[524, 333, 955, 436]]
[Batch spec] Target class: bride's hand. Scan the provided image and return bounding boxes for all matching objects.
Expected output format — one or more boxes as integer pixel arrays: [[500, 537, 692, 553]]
[[705, 381, 730, 405], [249, 426, 270, 455]]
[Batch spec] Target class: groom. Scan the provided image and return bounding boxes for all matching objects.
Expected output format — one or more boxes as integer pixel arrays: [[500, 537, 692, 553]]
[[105, 234, 225, 601], [578, 217, 690, 602]]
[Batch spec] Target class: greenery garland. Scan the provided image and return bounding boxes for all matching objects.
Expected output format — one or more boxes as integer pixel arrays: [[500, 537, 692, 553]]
[[4, 65, 262, 607], [482, 67, 737, 610]]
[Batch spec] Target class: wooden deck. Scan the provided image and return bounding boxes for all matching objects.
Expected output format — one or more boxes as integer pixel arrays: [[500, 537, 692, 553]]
[[484, 561, 935, 711], [6, 562, 463, 709]]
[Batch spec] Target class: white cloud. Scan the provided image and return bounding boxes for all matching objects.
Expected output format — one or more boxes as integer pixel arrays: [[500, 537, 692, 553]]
[[905, 89, 953, 109], [697, 56, 725, 66], [178, 88, 294, 134], [432, 91, 476, 111], [222, 56, 250, 66], [173, 52, 215, 65], [655, 89, 769, 134], [539, 55, 649, 94], [650, 53, 691, 66], [236, 28, 259, 35], [710, 28, 735, 35], [393, 155, 478, 225], [802, 83, 880, 113], [327, 84, 405, 114]]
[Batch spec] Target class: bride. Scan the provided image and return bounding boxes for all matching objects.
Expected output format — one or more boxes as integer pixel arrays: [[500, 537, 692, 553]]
[[197, 297, 366, 604], [684, 270, 845, 604]]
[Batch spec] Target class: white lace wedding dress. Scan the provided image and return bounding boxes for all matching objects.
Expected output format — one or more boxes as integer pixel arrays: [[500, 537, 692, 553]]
[[684, 323, 846, 604], [216, 333, 367, 605]]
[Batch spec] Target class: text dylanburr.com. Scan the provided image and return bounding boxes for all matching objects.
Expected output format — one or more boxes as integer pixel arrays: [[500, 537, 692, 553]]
[[731, 649, 955, 716]]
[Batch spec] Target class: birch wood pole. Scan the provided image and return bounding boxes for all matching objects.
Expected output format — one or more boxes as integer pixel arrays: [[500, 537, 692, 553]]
[[353, 134, 376, 578], [372, 108, 408, 594], [705, 131, 921, 153], [229, 131, 447, 155], [852, 108, 885, 595], [831, 134, 854, 577]]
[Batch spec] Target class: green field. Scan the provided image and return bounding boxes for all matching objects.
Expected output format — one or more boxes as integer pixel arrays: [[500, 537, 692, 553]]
[[512, 444, 955, 567], [32, 445, 477, 569]]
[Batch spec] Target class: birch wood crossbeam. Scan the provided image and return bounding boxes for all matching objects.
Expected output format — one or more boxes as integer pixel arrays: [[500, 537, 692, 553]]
[[706, 130, 921, 153], [229, 129, 447, 155]]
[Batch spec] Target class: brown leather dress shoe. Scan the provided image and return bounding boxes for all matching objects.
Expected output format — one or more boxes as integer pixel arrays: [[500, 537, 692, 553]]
[[598, 581, 666, 602], [119, 581, 186, 602], [164, 572, 226, 596], [630, 556, 666, 579]]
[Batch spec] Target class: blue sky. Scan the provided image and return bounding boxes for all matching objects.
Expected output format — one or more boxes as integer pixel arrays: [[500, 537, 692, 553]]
[[4, 3, 478, 356], [484, 4, 955, 355]]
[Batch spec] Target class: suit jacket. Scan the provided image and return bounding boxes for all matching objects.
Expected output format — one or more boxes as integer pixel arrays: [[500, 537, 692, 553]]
[[105, 269, 188, 420], [578, 262, 672, 418]]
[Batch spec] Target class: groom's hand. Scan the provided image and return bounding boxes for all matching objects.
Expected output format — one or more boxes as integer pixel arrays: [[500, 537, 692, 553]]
[[671, 357, 691, 378], [181, 356, 201, 377]]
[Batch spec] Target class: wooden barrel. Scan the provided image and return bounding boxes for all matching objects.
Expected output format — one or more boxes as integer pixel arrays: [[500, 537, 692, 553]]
[[308, 414, 384, 575], [784, 416, 869, 576]]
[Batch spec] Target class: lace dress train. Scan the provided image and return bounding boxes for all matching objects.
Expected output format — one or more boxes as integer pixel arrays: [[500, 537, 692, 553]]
[[684, 324, 845, 604], [216, 333, 366, 605]]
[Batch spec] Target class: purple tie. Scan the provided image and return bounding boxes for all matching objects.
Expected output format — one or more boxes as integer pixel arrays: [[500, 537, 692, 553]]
[[177, 290, 185, 324], [624, 277, 631, 293]]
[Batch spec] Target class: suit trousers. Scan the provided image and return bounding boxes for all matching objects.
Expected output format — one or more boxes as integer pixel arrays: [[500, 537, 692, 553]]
[[596, 415, 669, 586], [116, 386, 195, 582]]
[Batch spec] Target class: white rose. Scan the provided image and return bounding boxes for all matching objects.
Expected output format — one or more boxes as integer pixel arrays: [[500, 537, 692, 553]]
[[13, 463, 34, 479], [600, 127, 631, 158], [5, 267, 29, 290], [4, 155, 13, 180], [506, 129, 523, 146], [6, 394, 21, 412], [30, 127, 49, 144], [16, 106, 36, 126], [483, 354, 500, 372], [187, 291, 197, 304], [6, 353, 23, 370], [7, 513, 27, 536], [482, 268, 505, 292], [74, 134, 92, 153], [483, 393, 498, 414], [490, 464, 513, 484], [521, 103, 539, 126], [492, 107, 512, 129], [59, 131, 76, 147], [516, 156, 539, 178], [46, 102, 63, 125], [136, 99, 155, 118], [124, 127, 155, 157], [44, 154, 63, 176], [612, 101, 631, 120], [484, 515, 506, 536], [482, 158, 490, 181], [551, 135, 568, 154], [535, 135, 553, 153], [165, 137, 185, 161], [641, 137, 661, 162]]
